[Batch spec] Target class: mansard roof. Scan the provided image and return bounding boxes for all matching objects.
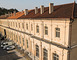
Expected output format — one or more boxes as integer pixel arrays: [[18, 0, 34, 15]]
[[1, 2, 77, 19]]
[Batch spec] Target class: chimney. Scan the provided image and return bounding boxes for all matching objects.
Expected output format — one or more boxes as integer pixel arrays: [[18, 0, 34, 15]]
[[35, 7, 38, 14], [49, 3, 54, 14], [40, 5, 44, 14], [24, 9, 28, 15], [14, 11, 16, 16]]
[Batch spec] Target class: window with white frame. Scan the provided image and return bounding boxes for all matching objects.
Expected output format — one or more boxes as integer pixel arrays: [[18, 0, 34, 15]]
[[19, 36, 21, 43], [22, 23, 24, 29], [53, 53, 59, 60], [16, 35, 18, 42], [36, 25, 39, 33], [55, 28, 60, 38], [16, 22, 17, 27], [26, 23, 28, 30], [19, 23, 20, 28], [22, 38, 24, 45], [36, 45, 39, 57], [43, 48, 48, 60], [31, 24, 33, 31], [27, 40, 28, 48], [13, 22, 14, 27], [11, 22, 12, 26], [14, 34, 15, 40], [45, 26, 48, 35]]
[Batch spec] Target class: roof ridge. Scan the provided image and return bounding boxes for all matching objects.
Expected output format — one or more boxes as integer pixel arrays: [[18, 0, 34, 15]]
[[53, 2, 74, 7]]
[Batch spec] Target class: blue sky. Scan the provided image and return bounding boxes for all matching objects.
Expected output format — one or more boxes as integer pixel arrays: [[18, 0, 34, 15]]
[[0, 0, 76, 11]]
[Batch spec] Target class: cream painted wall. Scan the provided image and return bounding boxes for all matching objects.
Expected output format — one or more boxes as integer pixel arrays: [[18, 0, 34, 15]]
[[0, 18, 72, 60], [70, 47, 77, 60], [71, 18, 77, 46]]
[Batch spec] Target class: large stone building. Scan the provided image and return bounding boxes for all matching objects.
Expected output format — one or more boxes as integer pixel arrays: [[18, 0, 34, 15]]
[[0, 2, 77, 60]]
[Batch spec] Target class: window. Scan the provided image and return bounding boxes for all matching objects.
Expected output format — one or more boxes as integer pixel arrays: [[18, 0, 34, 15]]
[[45, 26, 48, 35], [36, 45, 39, 57], [13, 22, 14, 26], [27, 40, 28, 48], [36, 25, 39, 33], [19, 23, 20, 28], [31, 24, 33, 31], [53, 53, 59, 60], [16, 35, 18, 42], [55, 28, 60, 38], [8, 22, 10, 27], [22, 38, 24, 45], [11, 22, 12, 26], [43, 48, 48, 60], [14, 34, 16, 40], [16, 35, 17, 42], [22, 23, 24, 29], [19, 36, 21, 43], [16, 22, 17, 27], [26, 23, 28, 30]]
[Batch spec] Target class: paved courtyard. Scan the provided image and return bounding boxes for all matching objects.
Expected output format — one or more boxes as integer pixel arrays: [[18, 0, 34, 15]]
[[0, 45, 26, 60]]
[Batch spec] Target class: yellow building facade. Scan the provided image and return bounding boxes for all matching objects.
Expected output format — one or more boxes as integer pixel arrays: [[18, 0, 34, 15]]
[[0, 2, 77, 60]]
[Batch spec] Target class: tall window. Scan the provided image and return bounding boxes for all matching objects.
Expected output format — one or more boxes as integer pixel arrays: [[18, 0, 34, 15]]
[[36, 25, 39, 33], [13, 22, 14, 27], [19, 36, 21, 43], [14, 34, 16, 41], [27, 40, 28, 48], [26, 23, 28, 30], [43, 48, 48, 60], [53, 53, 59, 60], [16, 22, 17, 27], [11, 22, 12, 26], [22, 38, 24, 45], [16, 35, 18, 42], [31, 24, 33, 31], [17, 36, 18, 42], [55, 28, 60, 38], [22, 23, 24, 29], [19, 23, 20, 28], [36, 45, 39, 57], [45, 26, 48, 35]]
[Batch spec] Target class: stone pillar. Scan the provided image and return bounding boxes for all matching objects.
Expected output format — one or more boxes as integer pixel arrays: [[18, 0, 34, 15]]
[[33, 39, 35, 60], [40, 41, 42, 60], [49, 44, 51, 60], [41, 21, 44, 38]]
